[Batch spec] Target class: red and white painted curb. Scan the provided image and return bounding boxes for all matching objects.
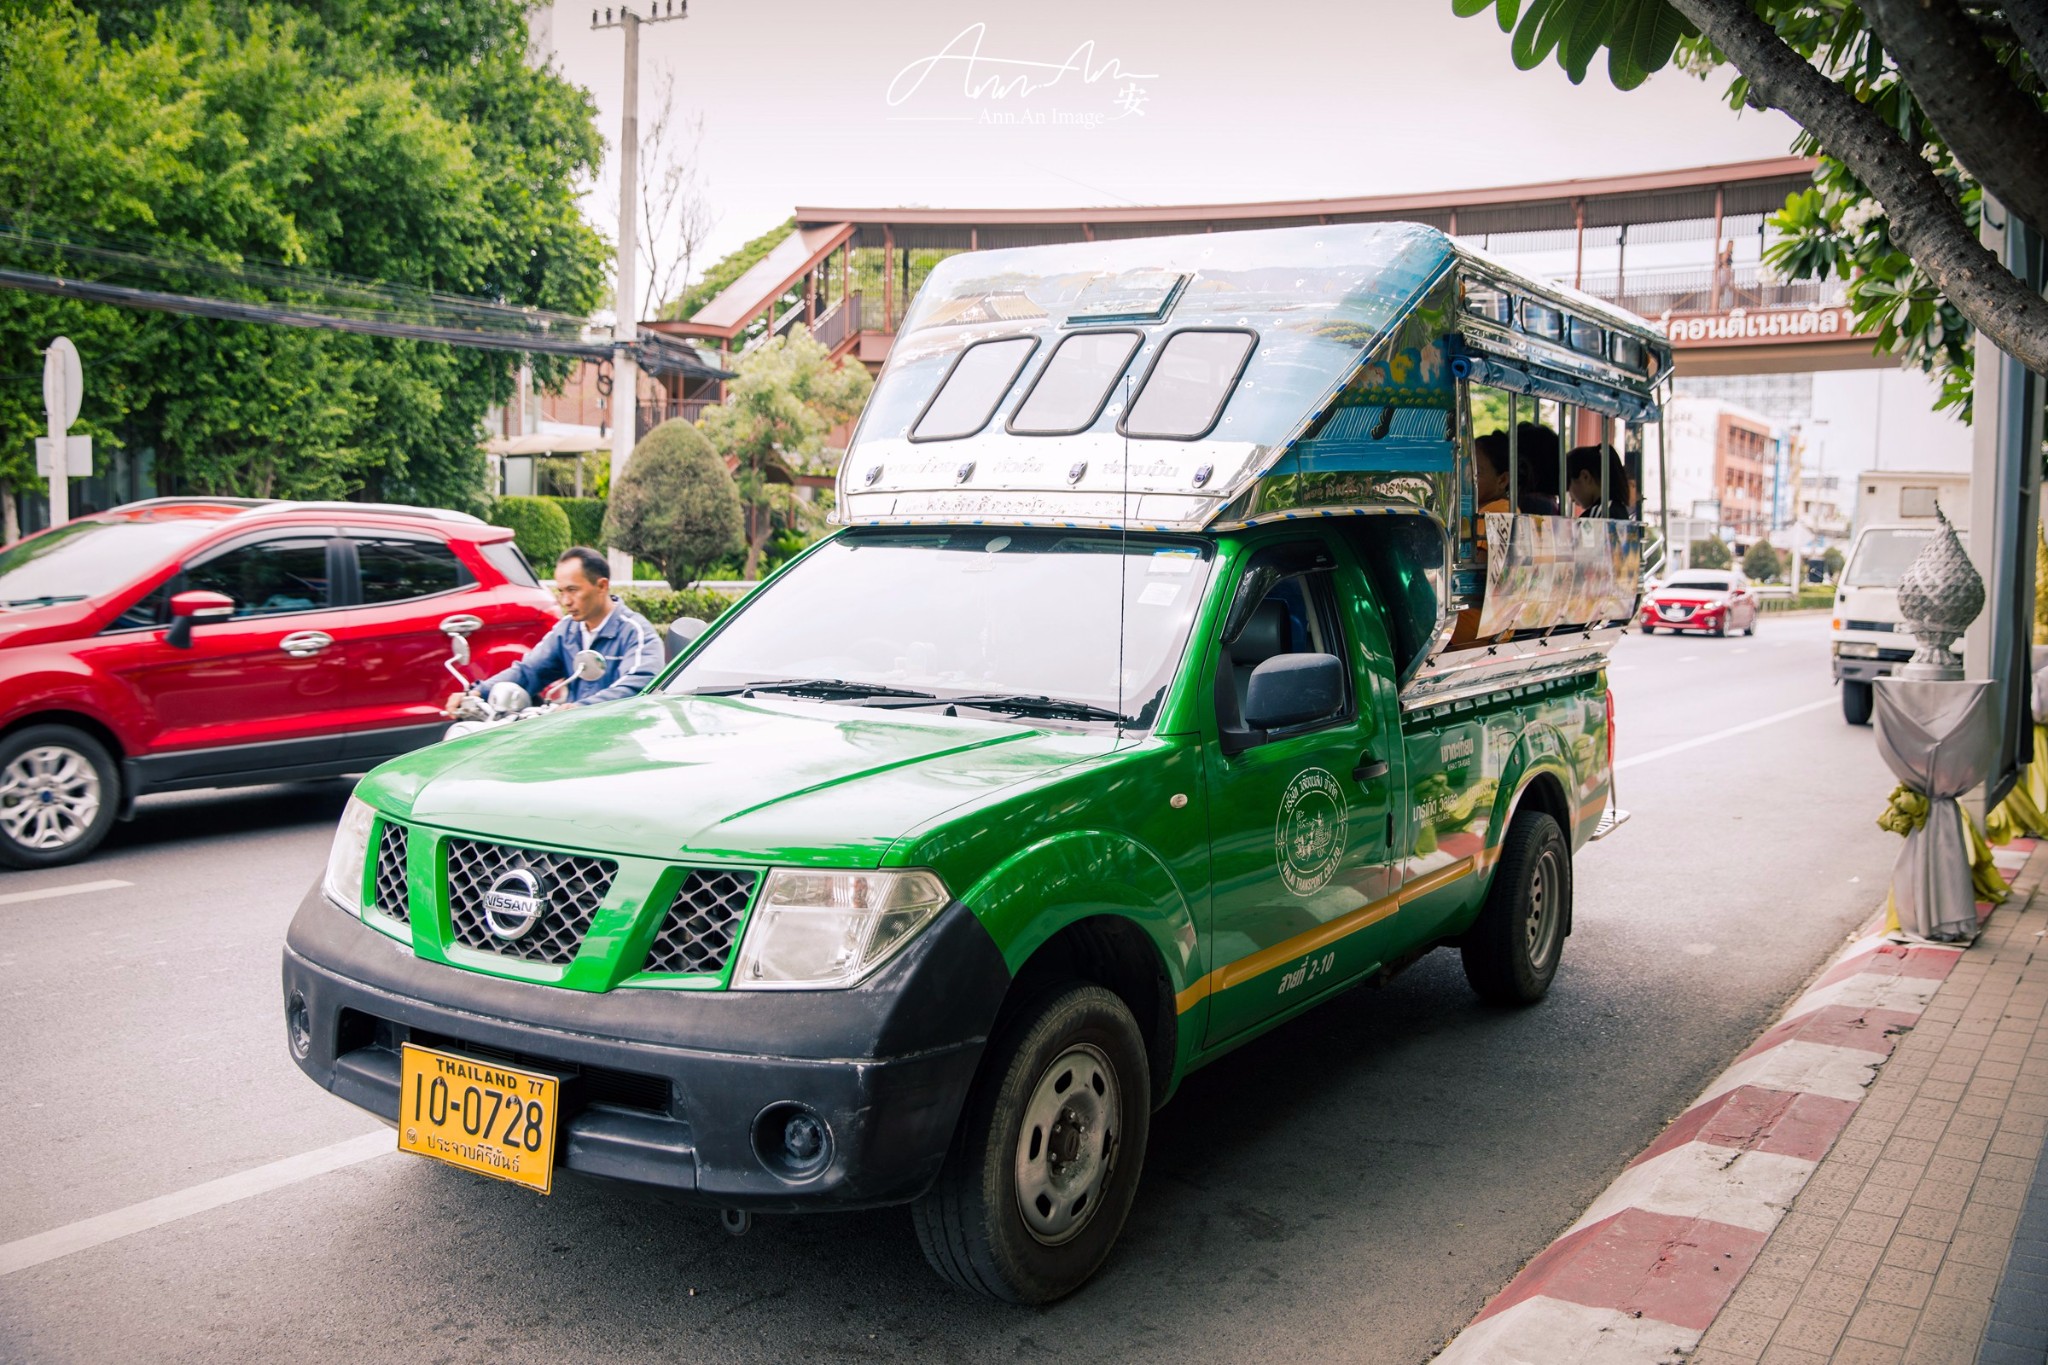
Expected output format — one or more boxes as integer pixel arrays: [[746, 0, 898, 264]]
[[1432, 837, 2038, 1364]]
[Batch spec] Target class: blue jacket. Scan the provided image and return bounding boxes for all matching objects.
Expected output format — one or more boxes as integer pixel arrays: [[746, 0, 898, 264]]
[[485, 598, 665, 705]]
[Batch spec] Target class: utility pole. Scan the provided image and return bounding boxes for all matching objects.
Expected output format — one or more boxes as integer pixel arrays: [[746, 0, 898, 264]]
[[592, 1, 686, 584]]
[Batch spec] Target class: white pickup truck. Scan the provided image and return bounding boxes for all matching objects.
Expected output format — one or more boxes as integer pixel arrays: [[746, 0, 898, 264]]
[[1832, 523, 1939, 724]]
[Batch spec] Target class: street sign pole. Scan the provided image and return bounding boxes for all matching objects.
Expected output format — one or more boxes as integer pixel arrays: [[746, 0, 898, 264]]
[[40, 337, 83, 527], [593, 2, 687, 587]]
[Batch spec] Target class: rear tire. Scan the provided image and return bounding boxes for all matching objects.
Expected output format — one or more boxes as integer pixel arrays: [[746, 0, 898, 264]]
[[0, 724, 119, 869], [912, 983, 1150, 1304], [1842, 679, 1874, 726], [1462, 808, 1569, 1006]]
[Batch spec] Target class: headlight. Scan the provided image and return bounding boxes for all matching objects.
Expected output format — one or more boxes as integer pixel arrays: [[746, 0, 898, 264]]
[[322, 795, 377, 914], [732, 869, 950, 989], [1837, 641, 1881, 659]]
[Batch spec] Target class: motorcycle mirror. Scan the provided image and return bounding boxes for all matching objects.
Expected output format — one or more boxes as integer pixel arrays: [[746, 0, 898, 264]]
[[450, 635, 472, 666], [572, 648, 607, 683]]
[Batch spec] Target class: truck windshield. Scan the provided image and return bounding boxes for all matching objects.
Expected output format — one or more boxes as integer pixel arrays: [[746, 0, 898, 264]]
[[668, 529, 1215, 725], [1846, 528, 1936, 587], [0, 517, 216, 606]]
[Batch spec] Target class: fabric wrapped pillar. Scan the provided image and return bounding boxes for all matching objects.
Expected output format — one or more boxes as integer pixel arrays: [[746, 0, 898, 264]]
[[1873, 678, 2001, 941]]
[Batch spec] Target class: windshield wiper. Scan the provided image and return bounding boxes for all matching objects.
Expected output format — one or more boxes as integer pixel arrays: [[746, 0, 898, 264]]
[[937, 693, 1131, 724], [1, 594, 85, 608], [691, 678, 938, 701]]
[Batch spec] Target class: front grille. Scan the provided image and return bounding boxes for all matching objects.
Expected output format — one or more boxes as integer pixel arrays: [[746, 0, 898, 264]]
[[403, 1028, 673, 1115], [1659, 603, 1694, 617], [1845, 619, 1896, 633], [446, 839, 617, 966], [372, 823, 410, 922], [644, 869, 757, 975]]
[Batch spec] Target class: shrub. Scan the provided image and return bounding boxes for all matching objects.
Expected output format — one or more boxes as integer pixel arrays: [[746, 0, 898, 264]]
[[1742, 539, 1783, 583], [546, 497, 607, 550], [1690, 537, 1733, 570], [487, 496, 571, 568], [603, 419, 745, 587], [620, 586, 737, 628]]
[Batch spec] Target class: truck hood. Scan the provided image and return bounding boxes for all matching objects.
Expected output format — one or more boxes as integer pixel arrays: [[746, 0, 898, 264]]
[[362, 692, 1113, 865]]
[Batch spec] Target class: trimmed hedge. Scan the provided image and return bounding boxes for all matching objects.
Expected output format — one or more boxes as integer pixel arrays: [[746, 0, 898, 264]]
[[621, 586, 737, 628], [487, 496, 571, 568], [546, 496, 607, 550]]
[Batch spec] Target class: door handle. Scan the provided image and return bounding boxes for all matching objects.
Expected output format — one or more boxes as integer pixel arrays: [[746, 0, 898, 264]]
[[280, 630, 333, 658], [1352, 753, 1390, 784]]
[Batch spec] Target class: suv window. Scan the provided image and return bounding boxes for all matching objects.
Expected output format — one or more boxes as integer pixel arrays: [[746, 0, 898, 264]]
[[355, 535, 473, 603], [480, 540, 540, 588], [184, 537, 332, 617]]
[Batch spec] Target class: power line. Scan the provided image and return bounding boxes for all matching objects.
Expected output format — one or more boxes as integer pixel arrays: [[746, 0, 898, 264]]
[[0, 224, 730, 377]]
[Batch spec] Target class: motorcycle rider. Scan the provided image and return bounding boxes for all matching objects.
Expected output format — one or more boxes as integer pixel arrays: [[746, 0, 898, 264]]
[[444, 546, 664, 715]]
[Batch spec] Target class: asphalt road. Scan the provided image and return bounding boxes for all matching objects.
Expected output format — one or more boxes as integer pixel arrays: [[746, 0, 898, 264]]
[[0, 613, 1902, 1364]]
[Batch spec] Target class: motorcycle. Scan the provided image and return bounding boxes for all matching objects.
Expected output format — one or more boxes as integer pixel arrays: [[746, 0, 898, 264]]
[[439, 617, 609, 741]]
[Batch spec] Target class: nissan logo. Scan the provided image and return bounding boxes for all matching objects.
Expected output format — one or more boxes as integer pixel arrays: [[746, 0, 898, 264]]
[[482, 868, 546, 941]]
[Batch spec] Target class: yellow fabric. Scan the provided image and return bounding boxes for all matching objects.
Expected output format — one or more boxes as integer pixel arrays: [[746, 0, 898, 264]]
[[1964, 807, 2012, 904], [1986, 724, 2048, 843], [1878, 785, 1929, 838], [1876, 783, 2011, 918]]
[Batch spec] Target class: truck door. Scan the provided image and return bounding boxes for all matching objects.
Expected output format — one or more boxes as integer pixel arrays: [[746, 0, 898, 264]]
[[1201, 537, 1398, 1047]]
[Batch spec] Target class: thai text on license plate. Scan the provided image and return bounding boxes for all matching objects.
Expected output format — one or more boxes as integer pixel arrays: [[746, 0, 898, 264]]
[[397, 1044, 559, 1194]]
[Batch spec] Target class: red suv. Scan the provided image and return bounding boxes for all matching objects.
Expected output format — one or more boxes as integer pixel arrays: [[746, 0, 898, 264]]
[[0, 498, 559, 868]]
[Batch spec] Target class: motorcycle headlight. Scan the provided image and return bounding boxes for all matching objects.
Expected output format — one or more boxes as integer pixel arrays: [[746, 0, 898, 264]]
[[322, 795, 377, 915], [732, 869, 951, 989]]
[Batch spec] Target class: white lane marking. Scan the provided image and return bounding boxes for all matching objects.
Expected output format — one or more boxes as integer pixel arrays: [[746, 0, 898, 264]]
[[0, 1129, 390, 1277], [0, 878, 131, 907], [1616, 698, 1835, 772]]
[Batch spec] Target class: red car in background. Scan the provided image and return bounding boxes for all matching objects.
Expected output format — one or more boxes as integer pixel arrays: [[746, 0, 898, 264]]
[[0, 498, 558, 869], [1637, 569, 1759, 638]]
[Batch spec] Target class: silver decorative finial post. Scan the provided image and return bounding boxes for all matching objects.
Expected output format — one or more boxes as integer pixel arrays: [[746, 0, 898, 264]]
[[1895, 504, 1984, 681]]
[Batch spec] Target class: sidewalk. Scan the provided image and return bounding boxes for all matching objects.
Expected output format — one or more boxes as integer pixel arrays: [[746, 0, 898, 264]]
[[1693, 843, 2048, 1365]]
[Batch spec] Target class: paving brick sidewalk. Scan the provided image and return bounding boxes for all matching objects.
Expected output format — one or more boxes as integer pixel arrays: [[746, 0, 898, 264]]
[[1693, 845, 2048, 1365]]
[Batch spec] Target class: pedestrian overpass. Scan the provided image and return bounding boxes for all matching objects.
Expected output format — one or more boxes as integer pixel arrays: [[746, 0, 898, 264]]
[[657, 156, 1879, 378]]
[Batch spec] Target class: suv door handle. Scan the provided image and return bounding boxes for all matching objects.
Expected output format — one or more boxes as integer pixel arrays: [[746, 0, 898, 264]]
[[280, 630, 333, 658], [1353, 753, 1390, 784]]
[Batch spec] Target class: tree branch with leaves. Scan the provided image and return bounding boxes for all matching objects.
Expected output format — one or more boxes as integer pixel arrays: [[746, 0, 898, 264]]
[[1455, 0, 2048, 414]]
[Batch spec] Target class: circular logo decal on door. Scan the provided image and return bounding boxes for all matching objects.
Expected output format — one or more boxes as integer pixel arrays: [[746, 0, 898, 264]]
[[1276, 767, 1349, 896]]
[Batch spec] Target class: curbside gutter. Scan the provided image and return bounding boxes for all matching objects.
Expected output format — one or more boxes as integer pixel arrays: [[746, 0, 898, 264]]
[[1431, 837, 2039, 1364]]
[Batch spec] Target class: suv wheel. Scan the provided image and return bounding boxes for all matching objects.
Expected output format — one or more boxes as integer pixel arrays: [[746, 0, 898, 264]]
[[1462, 808, 1570, 1005], [0, 725, 120, 869], [911, 983, 1149, 1304]]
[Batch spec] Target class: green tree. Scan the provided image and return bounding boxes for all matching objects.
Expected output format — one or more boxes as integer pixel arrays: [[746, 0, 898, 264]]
[[603, 418, 743, 588], [697, 333, 871, 578], [1692, 537, 1734, 570], [0, 1, 609, 530], [1453, 0, 2048, 413], [1743, 538, 1783, 582], [1822, 545, 1846, 579], [488, 495, 570, 568]]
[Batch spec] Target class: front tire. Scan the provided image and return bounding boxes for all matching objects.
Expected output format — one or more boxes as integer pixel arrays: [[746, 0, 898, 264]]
[[0, 725, 119, 869], [912, 983, 1150, 1304], [1842, 679, 1874, 726], [1462, 808, 1570, 1005]]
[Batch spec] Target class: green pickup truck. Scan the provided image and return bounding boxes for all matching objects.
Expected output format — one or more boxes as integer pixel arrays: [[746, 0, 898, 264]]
[[284, 223, 1669, 1303]]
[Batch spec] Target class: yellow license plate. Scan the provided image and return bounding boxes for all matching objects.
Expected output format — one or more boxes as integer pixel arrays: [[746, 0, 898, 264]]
[[398, 1044, 560, 1194]]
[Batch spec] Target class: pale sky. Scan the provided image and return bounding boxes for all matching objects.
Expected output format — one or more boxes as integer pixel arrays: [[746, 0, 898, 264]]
[[538, 0, 1806, 279]]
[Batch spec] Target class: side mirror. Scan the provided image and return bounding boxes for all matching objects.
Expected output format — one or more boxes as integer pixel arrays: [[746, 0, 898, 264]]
[[571, 647, 608, 682], [1243, 653, 1345, 732], [664, 617, 708, 661], [165, 590, 235, 649]]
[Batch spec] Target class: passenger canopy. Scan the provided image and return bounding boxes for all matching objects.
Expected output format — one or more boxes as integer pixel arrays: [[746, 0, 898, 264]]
[[838, 224, 1460, 532]]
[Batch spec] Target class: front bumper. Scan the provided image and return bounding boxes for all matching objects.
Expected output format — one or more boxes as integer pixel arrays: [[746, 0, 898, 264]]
[[281, 882, 1010, 1211], [1833, 649, 1912, 683]]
